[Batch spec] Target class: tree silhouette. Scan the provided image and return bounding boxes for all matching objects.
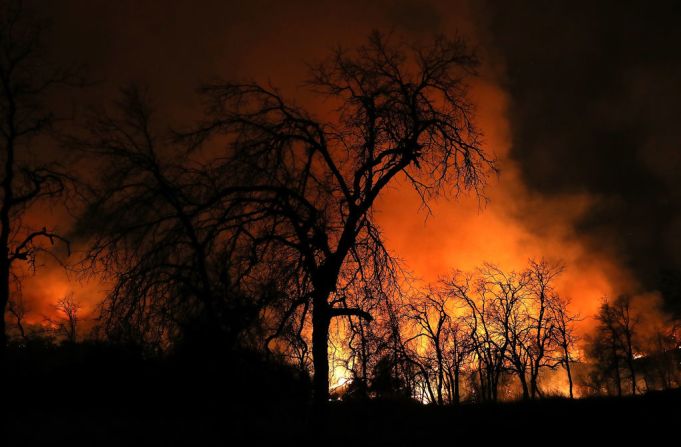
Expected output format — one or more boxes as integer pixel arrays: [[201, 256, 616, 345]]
[[182, 31, 493, 406], [7, 292, 27, 340], [639, 324, 681, 390], [444, 260, 576, 401], [525, 260, 563, 399], [0, 1, 74, 356], [403, 290, 452, 405], [445, 268, 511, 401], [52, 293, 81, 343], [614, 295, 639, 395], [588, 297, 640, 396], [75, 86, 278, 349], [549, 294, 580, 398]]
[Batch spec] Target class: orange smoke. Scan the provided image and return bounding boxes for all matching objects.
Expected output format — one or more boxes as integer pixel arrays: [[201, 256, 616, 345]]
[[375, 76, 634, 334]]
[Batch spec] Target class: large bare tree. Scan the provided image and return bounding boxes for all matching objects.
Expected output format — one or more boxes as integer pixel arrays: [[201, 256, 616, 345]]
[[184, 32, 493, 405]]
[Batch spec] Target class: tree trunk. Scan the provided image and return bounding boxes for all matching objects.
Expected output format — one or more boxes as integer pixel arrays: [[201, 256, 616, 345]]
[[563, 344, 574, 399], [565, 356, 574, 399], [477, 366, 486, 401], [491, 367, 500, 402], [312, 294, 331, 409], [529, 366, 540, 399], [359, 320, 368, 395], [435, 347, 444, 405], [613, 358, 622, 397], [453, 364, 460, 404], [519, 372, 530, 400], [625, 335, 637, 395]]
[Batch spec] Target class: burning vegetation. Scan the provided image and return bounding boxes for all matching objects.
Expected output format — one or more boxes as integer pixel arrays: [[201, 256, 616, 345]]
[[324, 260, 681, 404]]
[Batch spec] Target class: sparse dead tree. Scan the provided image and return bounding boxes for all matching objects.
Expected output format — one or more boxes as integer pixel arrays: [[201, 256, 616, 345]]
[[444, 260, 577, 401], [75, 86, 288, 350], [403, 290, 452, 405], [0, 0, 74, 356], [525, 259, 564, 399], [442, 315, 472, 404], [589, 297, 640, 397], [612, 295, 639, 395], [481, 264, 533, 400], [548, 295, 580, 398], [340, 281, 395, 397], [371, 293, 417, 400], [182, 31, 493, 405], [445, 269, 512, 402], [53, 293, 80, 343], [7, 292, 27, 340], [639, 325, 680, 391]]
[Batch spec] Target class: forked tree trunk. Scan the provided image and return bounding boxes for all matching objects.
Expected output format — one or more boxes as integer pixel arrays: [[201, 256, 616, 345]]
[[530, 373, 539, 399], [519, 372, 530, 400]]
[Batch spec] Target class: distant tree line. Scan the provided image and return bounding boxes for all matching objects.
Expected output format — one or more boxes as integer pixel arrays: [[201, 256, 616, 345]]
[[322, 259, 580, 403], [328, 262, 681, 403]]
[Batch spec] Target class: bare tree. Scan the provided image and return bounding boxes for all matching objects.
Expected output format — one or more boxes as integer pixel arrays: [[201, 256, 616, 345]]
[[445, 269, 513, 402], [640, 325, 681, 391], [589, 297, 637, 397], [182, 32, 493, 405], [481, 264, 533, 400], [612, 295, 639, 395], [444, 260, 576, 401], [442, 314, 472, 404], [0, 1, 74, 355], [370, 292, 417, 400], [7, 292, 27, 340], [525, 259, 563, 399], [53, 293, 80, 343], [403, 291, 451, 405], [548, 295, 580, 398], [341, 283, 394, 398], [74, 86, 288, 351]]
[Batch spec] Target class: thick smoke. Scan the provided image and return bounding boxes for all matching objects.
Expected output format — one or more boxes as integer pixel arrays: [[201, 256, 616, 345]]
[[475, 0, 681, 316]]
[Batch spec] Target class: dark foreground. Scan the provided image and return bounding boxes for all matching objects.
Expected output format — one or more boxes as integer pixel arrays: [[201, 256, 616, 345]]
[[9, 390, 681, 446], [5, 343, 681, 445]]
